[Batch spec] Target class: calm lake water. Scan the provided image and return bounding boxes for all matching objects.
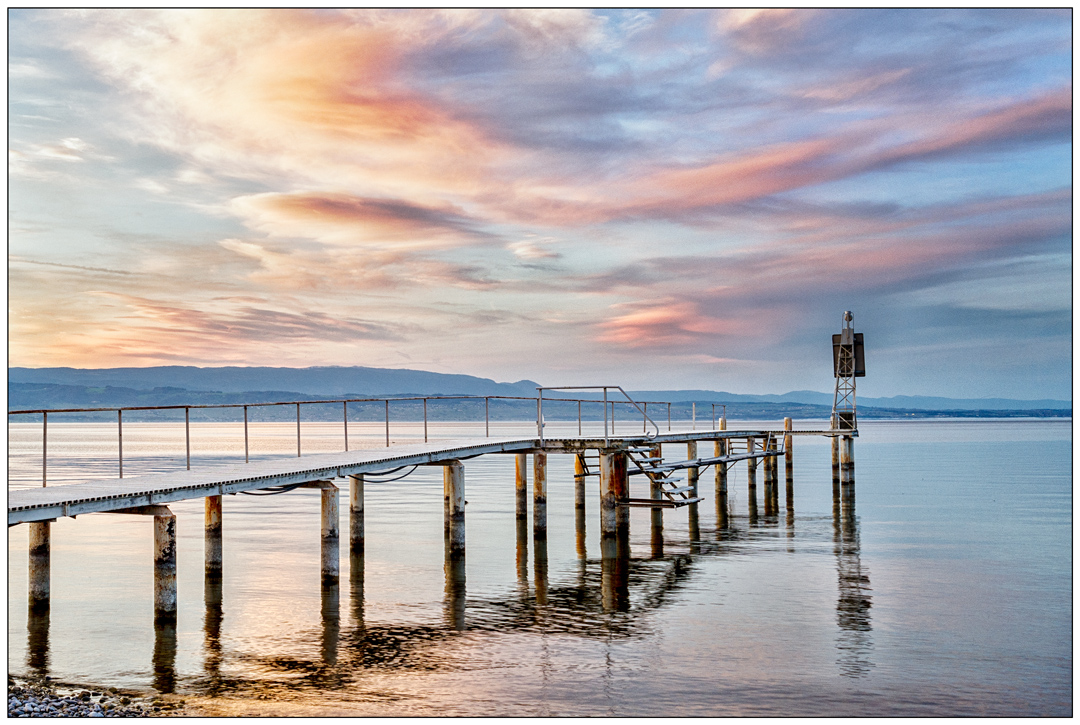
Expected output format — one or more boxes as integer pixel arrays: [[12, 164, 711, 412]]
[[7, 418, 1072, 716]]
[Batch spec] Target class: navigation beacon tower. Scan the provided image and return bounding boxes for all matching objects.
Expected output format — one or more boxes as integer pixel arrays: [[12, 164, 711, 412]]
[[831, 311, 864, 432]]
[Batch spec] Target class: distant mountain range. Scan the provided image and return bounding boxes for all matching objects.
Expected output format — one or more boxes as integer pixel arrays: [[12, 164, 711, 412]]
[[8, 366, 1070, 413]]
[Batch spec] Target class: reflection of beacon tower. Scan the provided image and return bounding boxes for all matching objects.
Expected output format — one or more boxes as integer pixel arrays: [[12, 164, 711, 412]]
[[832, 312, 864, 495]]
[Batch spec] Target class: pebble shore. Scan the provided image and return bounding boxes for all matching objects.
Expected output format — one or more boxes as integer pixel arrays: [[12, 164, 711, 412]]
[[8, 678, 186, 718]]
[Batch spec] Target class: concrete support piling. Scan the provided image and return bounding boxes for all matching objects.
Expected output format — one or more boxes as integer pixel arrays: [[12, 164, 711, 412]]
[[515, 453, 528, 520], [715, 420, 728, 528], [763, 436, 776, 515], [204, 495, 222, 576], [321, 485, 340, 583], [840, 436, 855, 512], [28, 521, 51, 612], [154, 514, 178, 621], [349, 474, 364, 552], [784, 417, 794, 491], [747, 435, 758, 507], [444, 461, 465, 558], [574, 454, 586, 510], [600, 451, 628, 539], [649, 443, 664, 557], [831, 415, 841, 488], [533, 452, 547, 538]]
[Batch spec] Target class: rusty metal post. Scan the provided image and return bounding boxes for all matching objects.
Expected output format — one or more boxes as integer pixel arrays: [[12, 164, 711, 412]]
[[784, 417, 794, 507], [533, 451, 547, 538], [574, 454, 586, 510], [204, 495, 222, 576], [715, 422, 729, 528], [747, 435, 757, 497], [650, 443, 663, 558], [831, 415, 840, 489], [154, 513, 178, 621], [763, 435, 775, 516], [515, 453, 528, 520], [444, 461, 465, 558], [840, 435, 855, 498], [687, 440, 699, 497], [600, 450, 627, 539], [349, 474, 364, 553], [28, 521, 50, 612], [321, 484, 340, 583]]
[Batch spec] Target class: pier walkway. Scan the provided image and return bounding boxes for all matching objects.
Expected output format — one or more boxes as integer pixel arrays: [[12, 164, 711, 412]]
[[10, 387, 857, 626], [8, 429, 797, 525]]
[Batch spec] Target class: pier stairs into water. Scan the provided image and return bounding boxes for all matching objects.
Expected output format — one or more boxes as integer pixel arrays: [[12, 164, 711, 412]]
[[9, 386, 857, 625]]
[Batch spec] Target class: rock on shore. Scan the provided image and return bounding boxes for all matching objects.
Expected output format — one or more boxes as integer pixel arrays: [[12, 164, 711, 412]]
[[8, 678, 186, 718]]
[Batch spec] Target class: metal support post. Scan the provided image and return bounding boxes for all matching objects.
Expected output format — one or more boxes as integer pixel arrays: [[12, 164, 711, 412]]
[[154, 513, 178, 621], [600, 450, 627, 539], [28, 522, 50, 612], [349, 475, 364, 552], [533, 452, 547, 538], [574, 454, 586, 510], [205, 495, 222, 576], [515, 453, 528, 520], [321, 485, 340, 583], [444, 461, 465, 557]]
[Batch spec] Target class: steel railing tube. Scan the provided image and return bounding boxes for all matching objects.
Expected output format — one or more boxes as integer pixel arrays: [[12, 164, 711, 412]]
[[385, 400, 390, 447], [424, 398, 428, 443], [185, 407, 191, 470], [343, 401, 349, 452], [296, 403, 301, 457], [244, 406, 249, 463], [485, 397, 489, 438], [118, 409, 124, 479], [42, 411, 47, 488]]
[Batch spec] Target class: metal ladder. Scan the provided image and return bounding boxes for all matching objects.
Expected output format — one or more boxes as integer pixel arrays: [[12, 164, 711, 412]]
[[622, 446, 704, 508]]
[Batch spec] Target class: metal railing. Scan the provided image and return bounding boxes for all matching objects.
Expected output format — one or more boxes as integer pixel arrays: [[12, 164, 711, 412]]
[[9, 392, 718, 487], [536, 386, 662, 445]]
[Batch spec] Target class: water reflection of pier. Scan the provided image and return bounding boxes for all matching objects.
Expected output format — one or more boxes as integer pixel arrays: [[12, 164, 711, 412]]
[[23, 451, 870, 695], [133, 493, 869, 697]]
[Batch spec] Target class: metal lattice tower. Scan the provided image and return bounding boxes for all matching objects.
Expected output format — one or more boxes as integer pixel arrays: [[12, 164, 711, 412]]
[[832, 311, 859, 431]]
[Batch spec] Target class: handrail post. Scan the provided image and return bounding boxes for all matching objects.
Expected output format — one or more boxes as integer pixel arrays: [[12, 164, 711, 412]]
[[485, 397, 489, 438], [577, 400, 582, 436], [244, 405, 249, 463], [296, 402, 301, 457], [118, 409, 123, 479], [692, 402, 696, 431], [667, 403, 671, 431], [423, 398, 428, 443], [185, 407, 191, 470], [42, 411, 47, 487], [643, 402, 647, 433], [603, 388, 608, 444], [537, 388, 543, 444], [343, 401, 349, 452], [385, 399, 390, 447]]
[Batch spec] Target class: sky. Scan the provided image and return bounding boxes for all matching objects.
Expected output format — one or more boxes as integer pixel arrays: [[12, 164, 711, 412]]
[[7, 9, 1072, 399]]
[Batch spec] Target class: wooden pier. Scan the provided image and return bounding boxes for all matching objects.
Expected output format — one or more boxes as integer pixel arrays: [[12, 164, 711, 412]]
[[9, 414, 854, 620]]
